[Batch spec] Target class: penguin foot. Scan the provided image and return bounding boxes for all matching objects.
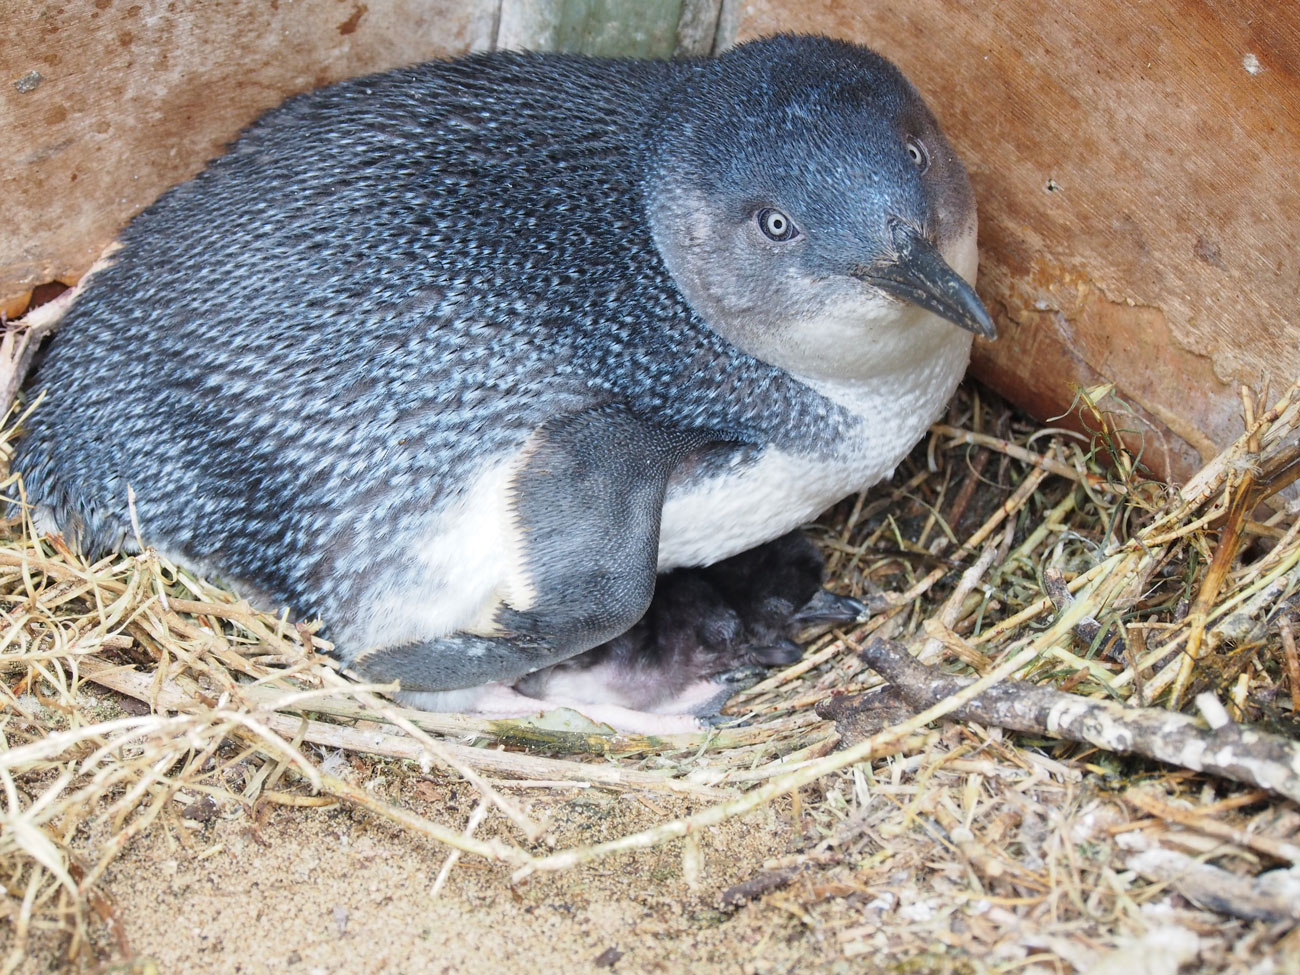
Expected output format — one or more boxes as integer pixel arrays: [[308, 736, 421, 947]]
[[397, 683, 708, 735]]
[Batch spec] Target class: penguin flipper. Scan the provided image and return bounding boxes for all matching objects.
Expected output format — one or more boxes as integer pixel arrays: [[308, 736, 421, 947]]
[[350, 405, 709, 697], [491, 405, 710, 654]]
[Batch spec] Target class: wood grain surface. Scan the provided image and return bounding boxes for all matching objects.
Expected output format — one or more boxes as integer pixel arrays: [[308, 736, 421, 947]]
[[2, 0, 497, 317]]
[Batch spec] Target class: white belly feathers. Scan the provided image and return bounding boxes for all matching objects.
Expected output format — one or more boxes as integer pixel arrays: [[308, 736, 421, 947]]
[[657, 316, 972, 570], [350, 309, 971, 648]]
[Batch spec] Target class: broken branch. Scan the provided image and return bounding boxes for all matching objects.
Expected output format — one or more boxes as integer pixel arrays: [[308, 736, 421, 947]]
[[854, 638, 1300, 804]]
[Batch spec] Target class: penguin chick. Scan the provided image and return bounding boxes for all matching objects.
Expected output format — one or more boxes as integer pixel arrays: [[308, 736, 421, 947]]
[[679, 530, 867, 665], [12, 35, 994, 731], [514, 531, 866, 717]]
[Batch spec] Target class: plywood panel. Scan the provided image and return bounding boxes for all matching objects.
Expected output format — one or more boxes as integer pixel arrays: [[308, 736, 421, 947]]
[[497, 0, 719, 57], [732, 1, 1300, 481]]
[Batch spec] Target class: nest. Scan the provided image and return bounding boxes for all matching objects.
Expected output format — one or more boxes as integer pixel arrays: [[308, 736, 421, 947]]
[[2, 380, 1299, 972]]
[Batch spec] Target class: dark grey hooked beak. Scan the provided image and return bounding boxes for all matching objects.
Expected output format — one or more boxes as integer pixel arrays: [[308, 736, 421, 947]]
[[856, 220, 997, 340]]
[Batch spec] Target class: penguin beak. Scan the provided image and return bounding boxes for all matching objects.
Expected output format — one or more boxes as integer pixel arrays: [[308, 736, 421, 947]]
[[855, 220, 997, 340]]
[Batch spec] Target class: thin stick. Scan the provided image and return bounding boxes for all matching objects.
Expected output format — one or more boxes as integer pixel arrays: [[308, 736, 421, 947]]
[[1169, 468, 1256, 708], [319, 773, 532, 867], [917, 531, 1004, 664], [1122, 787, 1300, 864], [78, 657, 730, 798], [313, 666, 545, 841], [430, 797, 490, 898], [856, 638, 1300, 805], [930, 424, 1120, 492], [1281, 619, 1300, 713]]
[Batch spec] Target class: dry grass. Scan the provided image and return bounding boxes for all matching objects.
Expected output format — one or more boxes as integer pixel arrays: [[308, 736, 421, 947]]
[[2, 380, 1299, 973]]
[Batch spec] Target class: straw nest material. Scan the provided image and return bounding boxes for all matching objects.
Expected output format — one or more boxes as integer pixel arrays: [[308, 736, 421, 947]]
[[2, 375, 1299, 973]]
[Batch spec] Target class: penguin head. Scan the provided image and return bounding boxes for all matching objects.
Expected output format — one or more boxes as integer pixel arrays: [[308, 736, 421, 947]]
[[645, 35, 995, 383]]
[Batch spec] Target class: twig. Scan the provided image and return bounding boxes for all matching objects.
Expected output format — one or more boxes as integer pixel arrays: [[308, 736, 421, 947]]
[[1127, 847, 1300, 922], [855, 638, 1300, 804], [1170, 465, 1256, 708], [318, 773, 532, 868], [940, 437, 991, 533], [718, 864, 811, 909], [1042, 567, 1125, 658], [511, 638, 1049, 881], [78, 657, 730, 798], [1122, 787, 1300, 863], [1281, 618, 1300, 713], [430, 797, 490, 898], [970, 557, 1112, 648], [311, 665, 545, 841], [930, 423, 1120, 493], [1176, 380, 1299, 510], [916, 530, 1004, 664]]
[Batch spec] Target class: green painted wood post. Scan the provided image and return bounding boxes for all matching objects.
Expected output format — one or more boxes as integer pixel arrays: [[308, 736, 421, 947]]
[[497, 0, 724, 57]]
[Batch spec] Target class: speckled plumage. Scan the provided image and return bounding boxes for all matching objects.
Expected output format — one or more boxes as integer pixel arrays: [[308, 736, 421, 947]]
[[13, 36, 992, 725]]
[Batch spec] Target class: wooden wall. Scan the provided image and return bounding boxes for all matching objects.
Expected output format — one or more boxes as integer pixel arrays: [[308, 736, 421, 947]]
[[3, 0, 497, 318], [2, 1, 723, 318]]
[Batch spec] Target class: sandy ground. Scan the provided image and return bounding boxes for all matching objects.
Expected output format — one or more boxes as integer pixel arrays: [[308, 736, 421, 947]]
[[11, 726, 1300, 975], [11, 764, 889, 975]]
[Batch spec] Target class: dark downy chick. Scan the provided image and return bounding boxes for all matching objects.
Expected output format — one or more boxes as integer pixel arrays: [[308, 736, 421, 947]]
[[515, 532, 867, 716]]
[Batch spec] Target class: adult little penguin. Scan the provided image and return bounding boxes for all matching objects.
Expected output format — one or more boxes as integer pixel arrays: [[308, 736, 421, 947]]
[[13, 34, 995, 731]]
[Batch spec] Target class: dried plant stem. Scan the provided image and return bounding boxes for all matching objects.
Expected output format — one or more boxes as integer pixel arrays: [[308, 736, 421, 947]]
[[930, 424, 1118, 492], [728, 633, 854, 704], [1281, 619, 1300, 713], [78, 658, 730, 799], [1169, 468, 1257, 708], [969, 563, 1103, 648], [319, 773, 533, 868], [1122, 787, 1300, 863], [917, 531, 1004, 664], [1127, 847, 1300, 922], [1176, 381, 1298, 509], [954, 465, 1052, 559], [511, 639, 1047, 881], [1130, 547, 1300, 700], [430, 797, 490, 898], [311, 667, 545, 841]]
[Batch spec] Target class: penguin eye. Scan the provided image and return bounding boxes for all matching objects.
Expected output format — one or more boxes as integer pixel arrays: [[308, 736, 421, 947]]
[[905, 137, 931, 173], [757, 207, 799, 242]]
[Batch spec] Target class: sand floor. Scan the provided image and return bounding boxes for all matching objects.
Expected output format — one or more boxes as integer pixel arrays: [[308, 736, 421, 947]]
[[11, 764, 893, 975]]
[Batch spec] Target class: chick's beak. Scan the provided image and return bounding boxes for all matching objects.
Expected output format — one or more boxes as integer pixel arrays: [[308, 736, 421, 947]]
[[855, 220, 997, 340]]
